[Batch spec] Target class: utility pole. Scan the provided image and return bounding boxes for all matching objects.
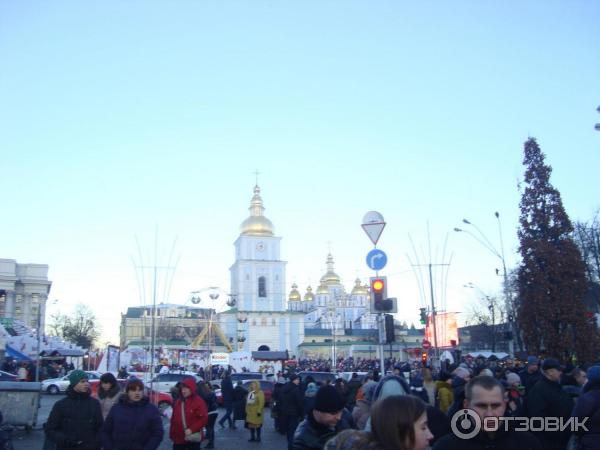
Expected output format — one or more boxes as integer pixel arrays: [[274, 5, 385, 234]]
[[132, 229, 178, 397], [411, 261, 450, 369]]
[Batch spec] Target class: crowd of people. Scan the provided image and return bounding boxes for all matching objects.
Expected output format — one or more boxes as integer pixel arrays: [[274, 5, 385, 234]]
[[1, 358, 76, 381], [38, 354, 600, 450]]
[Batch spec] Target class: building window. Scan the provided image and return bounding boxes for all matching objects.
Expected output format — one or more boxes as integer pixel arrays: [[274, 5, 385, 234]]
[[271, 318, 276, 326], [258, 276, 267, 298], [261, 317, 267, 326], [252, 319, 257, 326]]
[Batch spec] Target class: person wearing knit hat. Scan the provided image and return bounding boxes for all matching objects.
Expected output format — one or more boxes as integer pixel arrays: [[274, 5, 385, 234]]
[[506, 372, 521, 387], [69, 369, 88, 388], [505, 372, 524, 417], [292, 385, 353, 450], [46, 370, 103, 449]]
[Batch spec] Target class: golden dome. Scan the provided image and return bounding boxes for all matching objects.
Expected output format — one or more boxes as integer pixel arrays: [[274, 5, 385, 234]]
[[316, 283, 329, 294], [304, 286, 314, 301], [288, 283, 301, 301], [240, 185, 274, 236], [351, 278, 369, 295], [319, 253, 342, 285]]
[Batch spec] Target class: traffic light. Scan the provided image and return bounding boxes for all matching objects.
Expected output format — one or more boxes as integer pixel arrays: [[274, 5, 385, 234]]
[[370, 276, 392, 312], [384, 314, 395, 343], [421, 352, 428, 364], [419, 307, 427, 325]]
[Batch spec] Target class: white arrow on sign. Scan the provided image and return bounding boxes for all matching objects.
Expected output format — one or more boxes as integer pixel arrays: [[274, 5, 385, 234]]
[[362, 211, 386, 246]]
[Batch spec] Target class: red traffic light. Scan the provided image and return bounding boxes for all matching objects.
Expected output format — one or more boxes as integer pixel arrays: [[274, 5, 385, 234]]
[[371, 278, 385, 293]]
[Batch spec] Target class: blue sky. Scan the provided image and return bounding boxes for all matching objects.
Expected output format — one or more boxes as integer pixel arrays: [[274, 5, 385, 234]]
[[1, 1, 599, 344]]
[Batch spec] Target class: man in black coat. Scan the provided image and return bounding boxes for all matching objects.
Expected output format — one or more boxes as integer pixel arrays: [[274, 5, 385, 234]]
[[293, 384, 352, 450], [520, 356, 542, 394], [433, 376, 542, 450], [45, 370, 103, 450], [281, 374, 304, 450], [218, 371, 235, 429], [525, 358, 574, 450]]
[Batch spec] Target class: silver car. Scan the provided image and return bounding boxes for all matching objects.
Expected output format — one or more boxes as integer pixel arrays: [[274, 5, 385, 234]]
[[41, 370, 103, 394], [149, 372, 202, 394]]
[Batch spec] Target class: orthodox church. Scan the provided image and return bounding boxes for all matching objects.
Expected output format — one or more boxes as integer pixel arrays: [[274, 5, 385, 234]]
[[288, 254, 377, 331], [218, 184, 377, 356]]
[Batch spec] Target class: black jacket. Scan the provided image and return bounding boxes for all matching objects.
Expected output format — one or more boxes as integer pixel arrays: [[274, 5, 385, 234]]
[[221, 377, 234, 403], [281, 382, 303, 418], [45, 386, 104, 450], [233, 385, 248, 421], [519, 368, 542, 394], [198, 390, 218, 413], [292, 409, 353, 450], [525, 375, 574, 450], [572, 384, 600, 450], [433, 428, 542, 450]]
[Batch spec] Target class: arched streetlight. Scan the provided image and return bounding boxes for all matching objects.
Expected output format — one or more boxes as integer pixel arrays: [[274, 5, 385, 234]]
[[455, 213, 514, 354]]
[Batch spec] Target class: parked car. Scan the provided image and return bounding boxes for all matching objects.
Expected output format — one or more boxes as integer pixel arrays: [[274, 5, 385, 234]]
[[41, 371, 110, 394], [338, 372, 369, 383], [242, 379, 274, 406], [150, 372, 202, 394], [297, 371, 337, 385], [41, 375, 71, 394], [230, 372, 263, 383], [88, 379, 174, 413]]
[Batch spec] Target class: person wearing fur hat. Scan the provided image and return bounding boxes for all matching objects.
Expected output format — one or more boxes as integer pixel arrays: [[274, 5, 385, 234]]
[[100, 378, 163, 450], [45, 370, 103, 450], [97, 372, 121, 420], [292, 385, 353, 450], [170, 377, 208, 450]]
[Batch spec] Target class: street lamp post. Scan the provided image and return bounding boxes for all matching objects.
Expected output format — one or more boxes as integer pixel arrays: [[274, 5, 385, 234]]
[[465, 282, 496, 352], [455, 213, 515, 355]]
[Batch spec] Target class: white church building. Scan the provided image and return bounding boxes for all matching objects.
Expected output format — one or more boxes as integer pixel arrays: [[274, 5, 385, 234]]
[[218, 185, 305, 355]]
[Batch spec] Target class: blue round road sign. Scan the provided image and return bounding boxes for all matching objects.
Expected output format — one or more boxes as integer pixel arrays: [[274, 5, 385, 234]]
[[366, 249, 387, 271]]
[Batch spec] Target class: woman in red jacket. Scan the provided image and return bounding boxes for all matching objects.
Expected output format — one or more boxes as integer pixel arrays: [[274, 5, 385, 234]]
[[170, 377, 208, 450]]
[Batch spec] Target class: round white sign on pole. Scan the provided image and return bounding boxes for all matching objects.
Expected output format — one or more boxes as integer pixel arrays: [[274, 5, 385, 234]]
[[362, 211, 386, 246]]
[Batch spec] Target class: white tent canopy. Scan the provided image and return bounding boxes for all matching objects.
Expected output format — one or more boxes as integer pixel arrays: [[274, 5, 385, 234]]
[[466, 351, 509, 360]]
